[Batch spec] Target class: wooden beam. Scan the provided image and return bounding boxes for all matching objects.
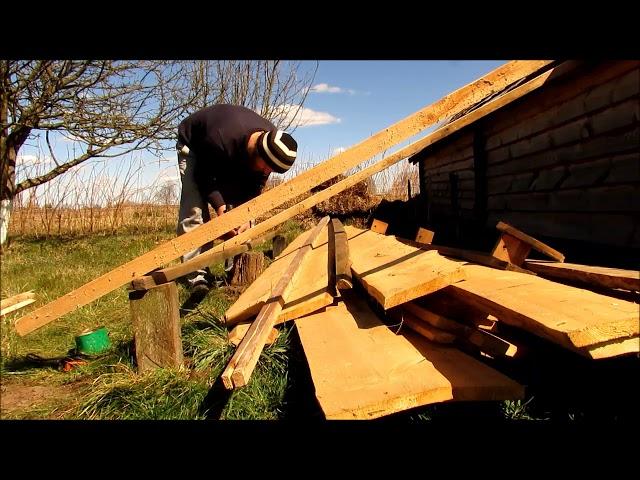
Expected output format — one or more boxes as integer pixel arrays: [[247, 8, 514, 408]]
[[228, 323, 278, 347], [14, 60, 555, 336], [331, 218, 353, 290], [1, 291, 35, 310], [496, 221, 565, 262], [130, 229, 279, 290], [446, 264, 639, 355], [414, 60, 578, 166], [224, 224, 333, 327], [130, 275, 159, 291], [524, 260, 640, 293], [221, 216, 330, 389], [1, 299, 36, 317], [417, 290, 498, 329], [415, 227, 435, 244], [346, 226, 467, 310], [389, 308, 457, 344], [400, 302, 518, 357], [295, 293, 524, 420], [129, 283, 183, 373]]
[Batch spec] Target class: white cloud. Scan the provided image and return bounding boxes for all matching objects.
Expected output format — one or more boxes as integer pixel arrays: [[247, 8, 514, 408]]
[[331, 147, 347, 156], [273, 104, 341, 128], [310, 83, 356, 95]]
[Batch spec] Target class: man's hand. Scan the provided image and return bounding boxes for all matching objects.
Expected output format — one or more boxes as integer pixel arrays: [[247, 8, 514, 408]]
[[217, 205, 251, 239], [235, 222, 251, 235]]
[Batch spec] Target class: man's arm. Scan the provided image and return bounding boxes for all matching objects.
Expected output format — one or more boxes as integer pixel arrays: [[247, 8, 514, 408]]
[[215, 173, 266, 238]]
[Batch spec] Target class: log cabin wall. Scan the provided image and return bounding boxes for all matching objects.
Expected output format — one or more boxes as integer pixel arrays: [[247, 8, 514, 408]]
[[413, 61, 639, 262]]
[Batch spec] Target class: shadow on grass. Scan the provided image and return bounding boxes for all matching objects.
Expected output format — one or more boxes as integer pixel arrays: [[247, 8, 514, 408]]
[[200, 377, 233, 419], [2, 339, 135, 373], [278, 325, 325, 421]]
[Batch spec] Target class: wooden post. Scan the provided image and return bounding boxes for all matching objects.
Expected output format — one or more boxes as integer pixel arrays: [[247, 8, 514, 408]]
[[371, 219, 388, 234], [129, 282, 183, 374], [415, 227, 435, 245], [473, 127, 488, 228], [491, 233, 532, 266], [229, 252, 265, 286]]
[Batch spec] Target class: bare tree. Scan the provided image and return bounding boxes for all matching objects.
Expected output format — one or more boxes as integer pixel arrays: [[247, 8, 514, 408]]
[[154, 181, 180, 206], [184, 60, 317, 131], [0, 60, 317, 245]]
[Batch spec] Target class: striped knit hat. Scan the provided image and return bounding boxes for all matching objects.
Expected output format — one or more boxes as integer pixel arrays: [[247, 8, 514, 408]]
[[256, 130, 298, 174]]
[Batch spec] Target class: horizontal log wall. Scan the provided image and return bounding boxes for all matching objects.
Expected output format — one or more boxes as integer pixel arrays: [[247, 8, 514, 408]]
[[419, 61, 640, 248]]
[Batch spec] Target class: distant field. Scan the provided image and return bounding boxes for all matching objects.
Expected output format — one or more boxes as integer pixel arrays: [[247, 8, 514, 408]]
[[9, 204, 179, 238]]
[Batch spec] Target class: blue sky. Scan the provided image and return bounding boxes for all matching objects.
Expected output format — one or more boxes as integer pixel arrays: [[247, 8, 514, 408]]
[[291, 60, 506, 164], [17, 60, 507, 203]]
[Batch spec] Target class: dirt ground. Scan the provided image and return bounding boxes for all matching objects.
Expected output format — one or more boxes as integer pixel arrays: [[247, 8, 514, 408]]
[[1, 378, 90, 419]]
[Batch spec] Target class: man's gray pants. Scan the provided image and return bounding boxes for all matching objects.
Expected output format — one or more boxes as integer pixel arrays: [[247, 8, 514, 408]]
[[176, 148, 253, 287], [177, 148, 213, 287]]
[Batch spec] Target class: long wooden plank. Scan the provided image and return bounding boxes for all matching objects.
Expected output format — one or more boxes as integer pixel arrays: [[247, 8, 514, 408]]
[[295, 294, 524, 420], [224, 225, 333, 327], [152, 229, 279, 286], [496, 221, 565, 262], [14, 60, 554, 336], [524, 260, 640, 292], [222, 217, 330, 389], [346, 226, 467, 309], [1, 291, 35, 310], [130, 231, 277, 290], [447, 264, 639, 355]]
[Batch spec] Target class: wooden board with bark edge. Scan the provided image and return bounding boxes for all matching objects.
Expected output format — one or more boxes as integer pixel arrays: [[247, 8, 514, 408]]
[[346, 226, 467, 309], [295, 293, 524, 420]]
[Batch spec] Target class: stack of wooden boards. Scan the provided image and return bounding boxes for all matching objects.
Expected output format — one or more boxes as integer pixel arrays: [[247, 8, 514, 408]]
[[224, 217, 639, 420]]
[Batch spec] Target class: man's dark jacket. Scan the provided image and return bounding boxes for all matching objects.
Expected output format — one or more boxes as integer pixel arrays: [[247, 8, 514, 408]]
[[178, 104, 275, 209]]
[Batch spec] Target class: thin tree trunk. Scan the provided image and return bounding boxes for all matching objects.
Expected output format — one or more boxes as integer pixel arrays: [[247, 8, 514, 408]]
[[0, 198, 11, 246]]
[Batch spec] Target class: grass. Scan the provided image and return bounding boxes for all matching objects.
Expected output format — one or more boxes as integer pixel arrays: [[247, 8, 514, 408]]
[[1, 228, 300, 420], [73, 312, 294, 420], [1, 231, 177, 361]]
